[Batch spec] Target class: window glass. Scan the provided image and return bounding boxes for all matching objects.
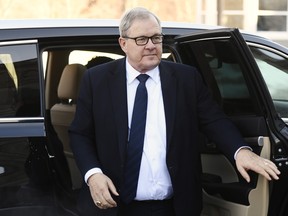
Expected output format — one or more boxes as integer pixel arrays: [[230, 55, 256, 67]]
[[250, 46, 288, 118], [258, 0, 288, 31], [178, 38, 256, 116], [257, 16, 287, 31], [259, 0, 287, 10], [205, 40, 250, 99], [69, 50, 124, 67], [68, 50, 172, 68], [0, 44, 41, 118]]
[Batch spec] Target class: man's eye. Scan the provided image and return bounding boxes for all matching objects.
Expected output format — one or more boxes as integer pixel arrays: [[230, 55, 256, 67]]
[[136, 37, 147, 42]]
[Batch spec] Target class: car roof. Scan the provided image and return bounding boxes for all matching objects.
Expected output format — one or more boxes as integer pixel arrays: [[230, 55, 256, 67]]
[[2, 19, 282, 52], [0, 19, 222, 42], [0, 19, 219, 30]]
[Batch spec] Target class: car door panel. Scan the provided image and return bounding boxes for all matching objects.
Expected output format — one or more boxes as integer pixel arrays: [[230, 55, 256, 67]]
[[175, 28, 278, 216], [0, 41, 59, 215], [244, 39, 288, 216], [202, 138, 270, 216]]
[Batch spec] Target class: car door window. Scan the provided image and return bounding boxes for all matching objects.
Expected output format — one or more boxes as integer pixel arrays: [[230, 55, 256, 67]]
[[249, 45, 288, 119], [0, 41, 44, 145], [0, 44, 41, 118], [178, 37, 259, 117]]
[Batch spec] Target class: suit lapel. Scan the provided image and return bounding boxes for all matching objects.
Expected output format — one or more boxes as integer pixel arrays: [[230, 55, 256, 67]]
[[159, 62, 177, 150], [108, 59, 128, 164]]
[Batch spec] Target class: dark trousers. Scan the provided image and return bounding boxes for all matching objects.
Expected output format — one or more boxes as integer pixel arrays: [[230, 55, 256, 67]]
[[118, 199, 175, 216], [77, 185, 175, 216]]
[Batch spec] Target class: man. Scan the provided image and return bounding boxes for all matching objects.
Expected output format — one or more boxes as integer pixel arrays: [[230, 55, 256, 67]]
[[69, 7, 280, 216]]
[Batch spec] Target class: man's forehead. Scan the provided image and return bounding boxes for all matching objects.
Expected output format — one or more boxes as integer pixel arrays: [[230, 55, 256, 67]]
[[128, 18, 161, 35]]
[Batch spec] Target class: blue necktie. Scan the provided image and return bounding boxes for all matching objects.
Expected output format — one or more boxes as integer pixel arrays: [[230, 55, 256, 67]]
[[121, 74, 149, 204]]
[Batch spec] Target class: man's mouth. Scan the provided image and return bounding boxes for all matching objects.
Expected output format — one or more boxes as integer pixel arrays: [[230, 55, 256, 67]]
[[144, 54, 156, 57]]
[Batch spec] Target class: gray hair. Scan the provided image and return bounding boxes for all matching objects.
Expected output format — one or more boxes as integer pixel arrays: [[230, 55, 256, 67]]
[[119, 7, 162, 37]]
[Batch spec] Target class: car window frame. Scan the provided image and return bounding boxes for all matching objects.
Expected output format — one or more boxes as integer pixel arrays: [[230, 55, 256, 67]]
[[0, 40, 45, 138], [247, 41, 288, 121]]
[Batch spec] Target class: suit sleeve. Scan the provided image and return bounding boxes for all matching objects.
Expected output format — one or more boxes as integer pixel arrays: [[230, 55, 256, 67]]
[[68, 70, 100, 177], [194, 70, 247, 162]]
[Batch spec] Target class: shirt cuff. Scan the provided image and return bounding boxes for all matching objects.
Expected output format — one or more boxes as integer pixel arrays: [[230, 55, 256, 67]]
[[84, 168, 103, 185], [234, 146, 253, 160]]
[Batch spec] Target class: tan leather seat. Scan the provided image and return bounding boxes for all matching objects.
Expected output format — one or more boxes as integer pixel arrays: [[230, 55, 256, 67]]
[[50, 63, 86, 189]]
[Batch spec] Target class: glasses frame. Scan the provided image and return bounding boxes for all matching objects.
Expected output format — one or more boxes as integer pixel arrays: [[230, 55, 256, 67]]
[[123, 34, 164, 46]]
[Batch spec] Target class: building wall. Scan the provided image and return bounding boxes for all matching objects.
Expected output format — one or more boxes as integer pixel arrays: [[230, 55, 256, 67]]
[[0, 0, 197, 22], [1, 0, 288, 46], [199, 0, 288, 47]]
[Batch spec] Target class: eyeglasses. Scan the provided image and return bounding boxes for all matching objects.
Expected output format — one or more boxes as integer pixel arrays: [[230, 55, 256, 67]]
[[123, 34, 164, 46]]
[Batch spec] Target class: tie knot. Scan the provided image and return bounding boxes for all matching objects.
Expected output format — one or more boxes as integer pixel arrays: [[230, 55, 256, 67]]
[[137, 74, 149, 83]]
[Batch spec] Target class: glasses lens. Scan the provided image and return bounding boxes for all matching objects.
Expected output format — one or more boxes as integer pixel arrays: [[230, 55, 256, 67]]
[[135, 37, 148, 45], [152, 35, 163, 44]]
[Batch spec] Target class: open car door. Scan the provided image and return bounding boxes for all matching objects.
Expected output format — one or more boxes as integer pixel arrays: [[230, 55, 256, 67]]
[[174, 28, 288, 216]]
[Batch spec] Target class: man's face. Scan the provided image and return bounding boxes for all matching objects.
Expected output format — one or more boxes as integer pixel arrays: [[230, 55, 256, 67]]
[[119, 16, 163, 73]]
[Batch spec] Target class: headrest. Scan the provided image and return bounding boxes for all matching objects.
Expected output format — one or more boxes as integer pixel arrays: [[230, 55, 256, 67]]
[[57, 64, 86, 101]]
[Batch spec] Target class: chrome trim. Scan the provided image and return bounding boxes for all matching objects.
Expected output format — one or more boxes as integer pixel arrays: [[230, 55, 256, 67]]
[[0, 167, 4, 175], [45, 146, 55, 159], [0, 117, 44, 123], [258, 136, 264, 146], [244, 136, 264, 146], [0, 39, 38, 46], [182, 36, 231, 43], [283, 118, 288, 124], [247, 42, 288, 59], [0, 121, 45, 137]]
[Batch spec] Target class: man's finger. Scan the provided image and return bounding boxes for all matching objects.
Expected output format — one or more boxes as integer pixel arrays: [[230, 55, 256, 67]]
[[237, 165, 251, 183], [262, 163, 280, 180], [107, 179, 119, 196]]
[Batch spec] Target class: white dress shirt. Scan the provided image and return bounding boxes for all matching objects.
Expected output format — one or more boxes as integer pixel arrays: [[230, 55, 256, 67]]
[[126, 61, 173, 200]]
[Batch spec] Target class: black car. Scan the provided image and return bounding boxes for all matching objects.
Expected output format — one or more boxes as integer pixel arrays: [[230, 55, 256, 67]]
[[0, 20, 288, 216]]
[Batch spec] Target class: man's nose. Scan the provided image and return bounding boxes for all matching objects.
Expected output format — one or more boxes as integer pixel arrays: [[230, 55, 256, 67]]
[[145, 38, 156, 47]]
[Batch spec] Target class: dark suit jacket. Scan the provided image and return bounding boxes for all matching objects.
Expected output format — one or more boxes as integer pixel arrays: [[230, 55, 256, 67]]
[[69, 58, 247, 216]]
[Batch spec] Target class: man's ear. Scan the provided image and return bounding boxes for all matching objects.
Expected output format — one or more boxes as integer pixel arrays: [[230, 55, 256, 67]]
[[118, 37, 127, 53]]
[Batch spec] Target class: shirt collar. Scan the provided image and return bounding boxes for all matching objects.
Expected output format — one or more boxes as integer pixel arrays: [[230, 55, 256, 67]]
[[126, 59, 160, 84]]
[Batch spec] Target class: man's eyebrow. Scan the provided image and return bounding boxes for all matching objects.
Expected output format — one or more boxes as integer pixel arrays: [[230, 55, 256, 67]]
[[135, 34, 162, 38]]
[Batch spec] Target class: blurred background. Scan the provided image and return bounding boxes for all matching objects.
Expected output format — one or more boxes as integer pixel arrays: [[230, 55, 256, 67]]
[[1, 0, 288, 46]]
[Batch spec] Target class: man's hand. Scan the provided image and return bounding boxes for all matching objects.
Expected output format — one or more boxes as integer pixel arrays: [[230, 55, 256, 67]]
[[235, 148, 280, 182], [88, 173, 119, 209]]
